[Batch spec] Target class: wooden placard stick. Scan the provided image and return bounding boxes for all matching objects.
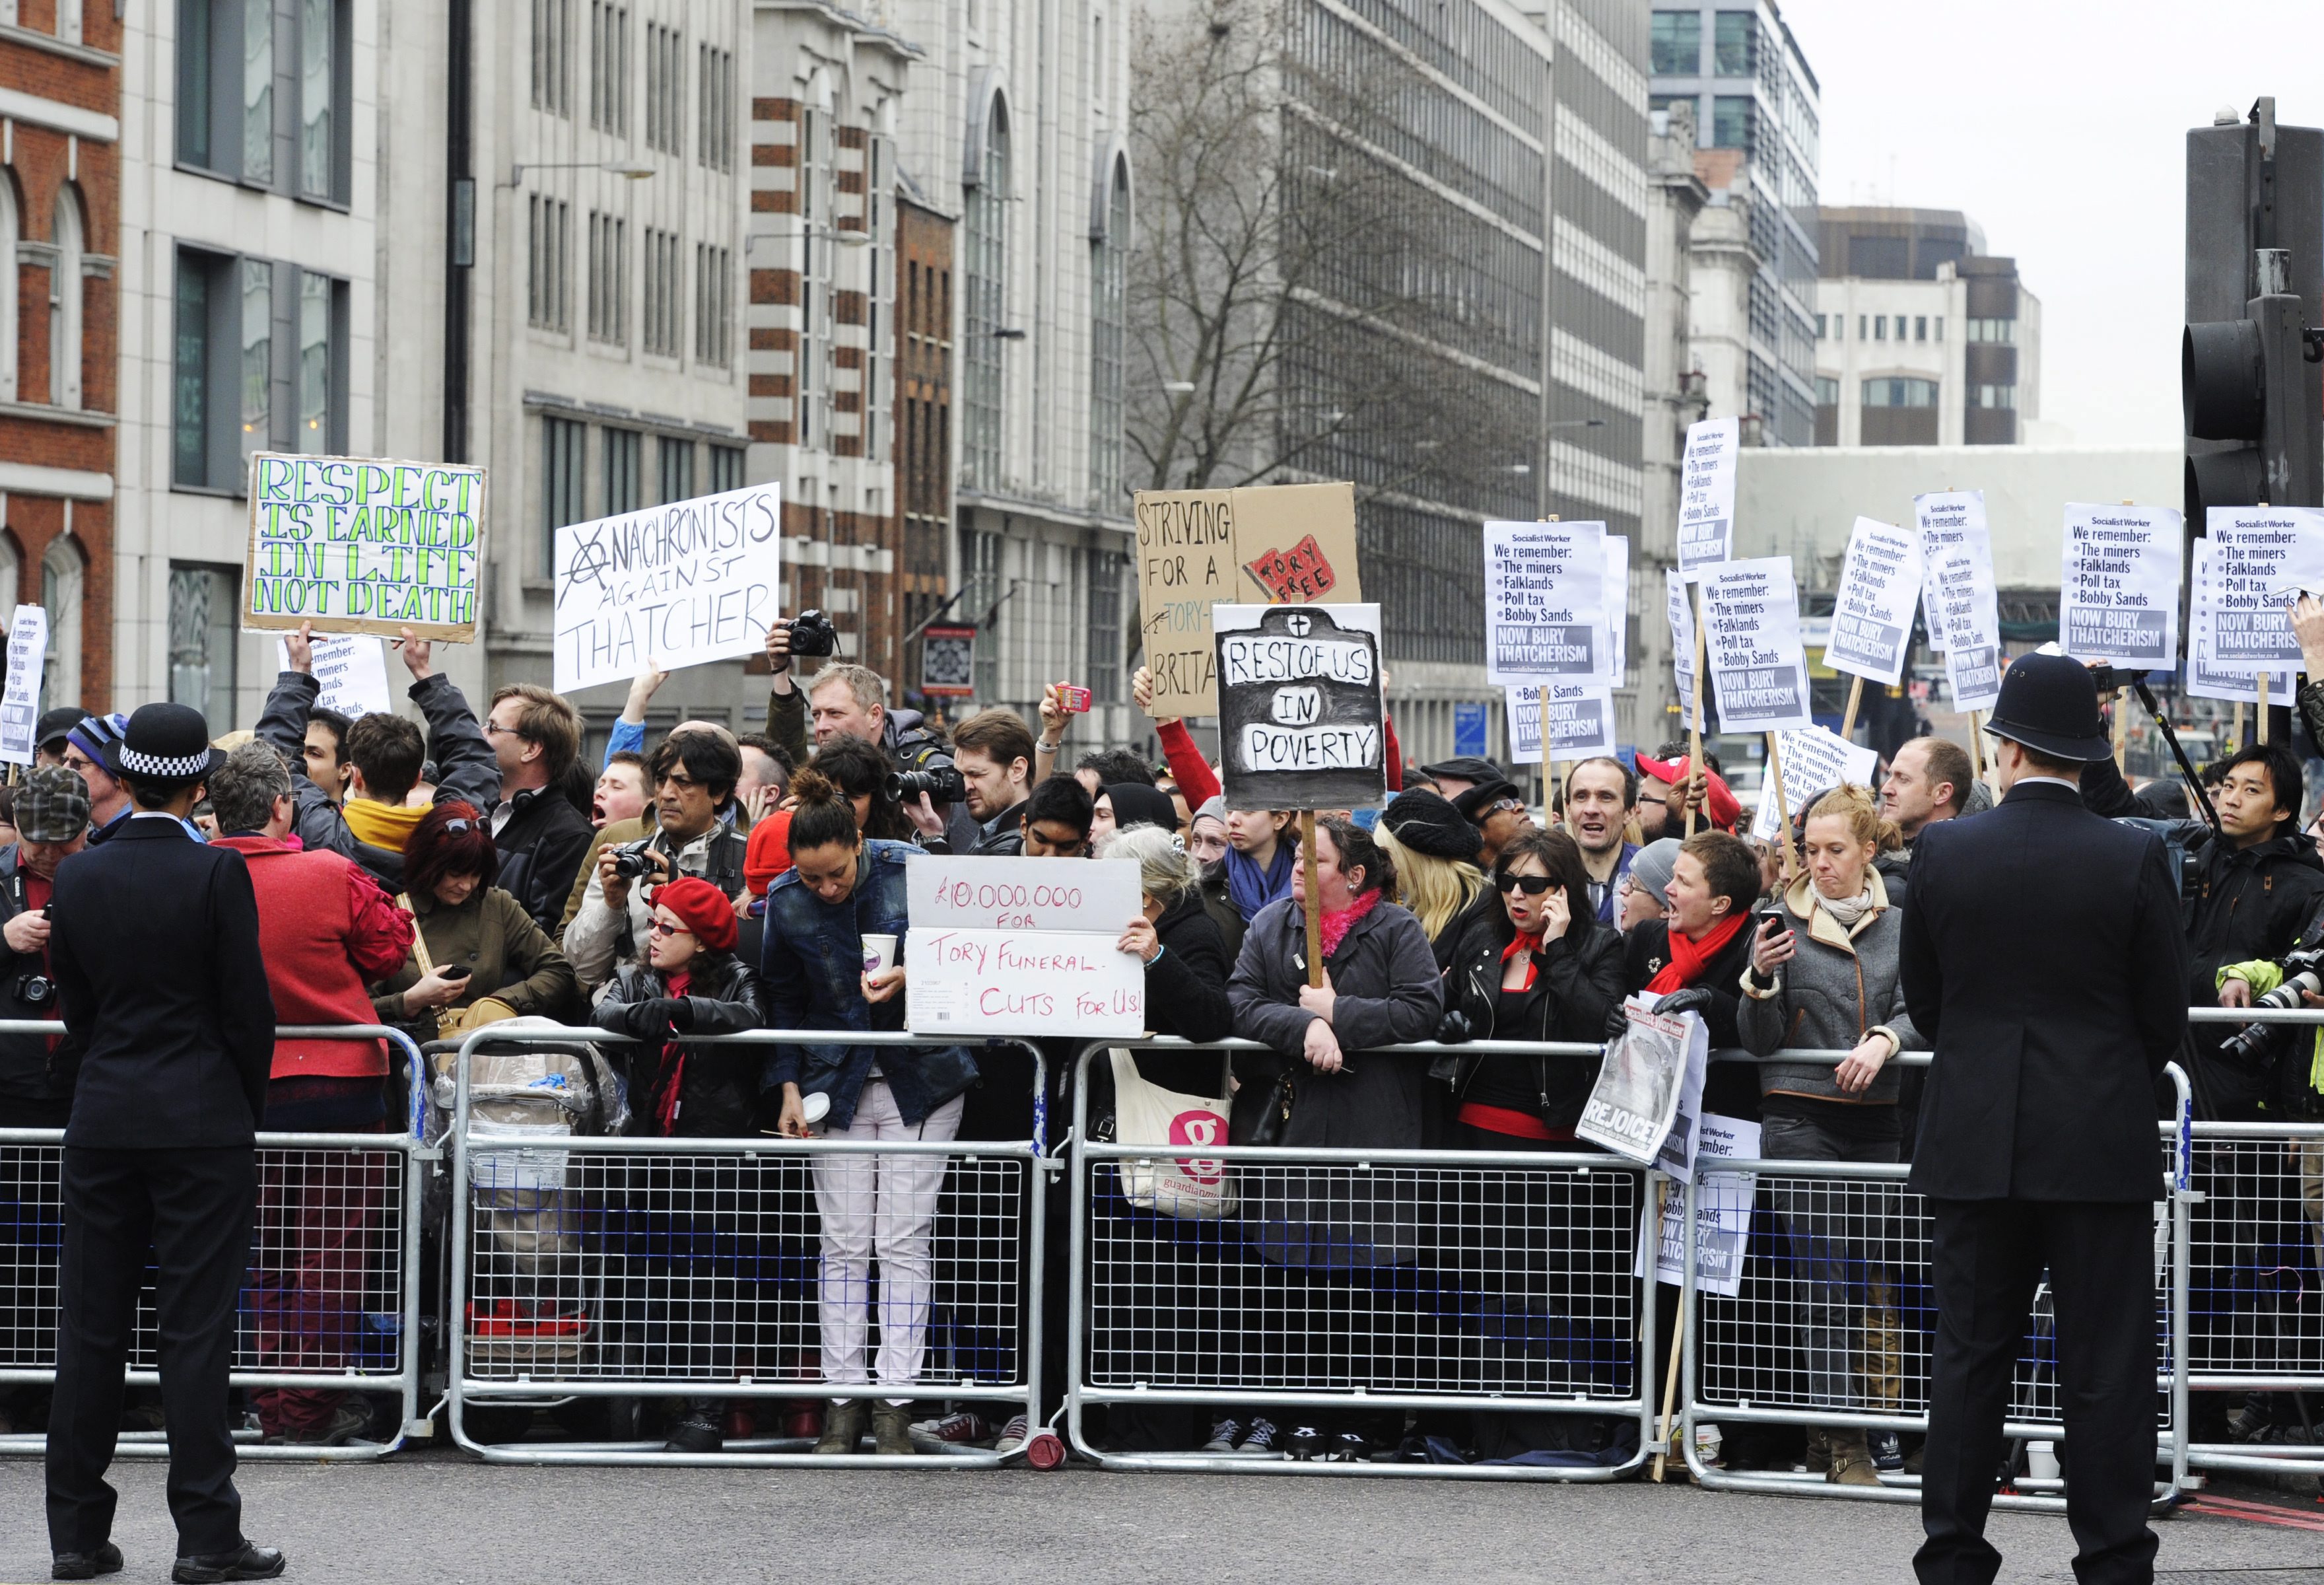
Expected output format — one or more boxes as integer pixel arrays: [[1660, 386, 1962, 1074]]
[[1686, 583, 1709, 836], [1839, 675, 1864, 742], [1765, 730, 1796, 884], [2258, 671, 2271, 744], [2232, 700, 2246, 750], [1539, 684, 1554, 828], [1301, 810, 1323, 990], [2111, 687, 2129, 771]]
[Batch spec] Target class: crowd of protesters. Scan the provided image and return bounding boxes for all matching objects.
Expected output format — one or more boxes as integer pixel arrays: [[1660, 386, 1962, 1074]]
[[1, 610, 2320, 1477]]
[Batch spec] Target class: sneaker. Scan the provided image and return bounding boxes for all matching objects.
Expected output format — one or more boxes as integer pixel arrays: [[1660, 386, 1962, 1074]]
[[995, 1414, 1031, 1456], [912, 1411, 994, 1446], [1285, 1425, 1324, 1462], [1235, 1417, 1279, 1457], [1869, 1429, 1903, 1471], [1200, 1417, 1243, 1454], [1326, 1430, 1373, 1462]]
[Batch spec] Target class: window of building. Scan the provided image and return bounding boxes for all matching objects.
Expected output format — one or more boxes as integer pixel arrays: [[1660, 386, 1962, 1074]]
[[642, 227, 680, 357], [1970, 383, 2016, 409], [1089, 158, 1129, 507], [590, 1, 629, 135], [1915, 316, 1927, 342], [1713, 11, 1755, 75], [238, 258, 271, 465], [174, 250, 224, 487], [645, 21, 683, 157], [42, 536, 82, 715], [172, 250, 337, 489], [1856, 314, 1866, 339], [528, 195, 570, 330], [533, 0, 572, 116], [965, 526, 1004, 701], [177, 0, 351, 203], [694, 243, 732, 367], [588, 211, 627, 344], [49, 186, 83, 409], [168, 564, 239, 730], [1862, 377, 1938, 408], [296, 269, 334, 452], [658, 436, 693, 503], [1086, 549, 1125, 702], [697, 44, 733, 171], [1967, 317, 2016, 344], [1814, 376, 1839, 405], [1814, 313, 1824, 339], [57, 0, 83, 45], [1710, 96, 1754, 154], [1894, 316, 1908, 341], [1649, 9, 1699, 74], [1933, 316, 1944, 341], [796, 108, 827, 446], [542, 413, 586, 576], [0, 178, 15, 401], [603, 426, 641, 514], [707, 444, 743, 493], [297, 0, 337, 198], [1872, 315, 1885, 341], [963, 98, 1011, 491]]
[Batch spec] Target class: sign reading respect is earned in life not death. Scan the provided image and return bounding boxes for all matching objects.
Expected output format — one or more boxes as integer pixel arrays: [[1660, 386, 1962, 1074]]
[[243, 453, 487, 641]]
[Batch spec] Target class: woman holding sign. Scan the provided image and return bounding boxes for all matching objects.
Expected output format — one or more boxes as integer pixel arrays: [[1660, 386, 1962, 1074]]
[[761, 770, 978, 1458]]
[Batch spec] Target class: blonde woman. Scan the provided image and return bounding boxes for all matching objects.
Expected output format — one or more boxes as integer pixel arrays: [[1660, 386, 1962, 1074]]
[[1377, 789, 1492, 971]]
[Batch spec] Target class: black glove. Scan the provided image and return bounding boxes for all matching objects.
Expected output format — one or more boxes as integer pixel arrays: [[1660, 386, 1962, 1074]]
[[1435, 1007, 1474, 1045], [663, 997, 697, 1034], [1655, 986, 1715, 1020]]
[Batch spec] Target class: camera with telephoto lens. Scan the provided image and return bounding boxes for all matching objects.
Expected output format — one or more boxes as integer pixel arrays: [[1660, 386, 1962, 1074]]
[[785, 609, 840, 660], [2220, 946, 2324, 1065], [14, 971, 53, 1008], [887, 761, 968, 806]]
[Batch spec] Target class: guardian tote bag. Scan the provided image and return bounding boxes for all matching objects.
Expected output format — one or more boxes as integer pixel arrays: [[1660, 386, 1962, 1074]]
[[1108, 1049, 1238, 1220]]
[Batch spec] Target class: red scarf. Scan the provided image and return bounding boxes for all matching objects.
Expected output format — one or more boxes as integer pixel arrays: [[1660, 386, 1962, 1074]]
[[1317, 886, 1384, 961], [652, 970, 693, 1136], [1500, 931, 1542, 991], [1646, 911, 1749, 997]]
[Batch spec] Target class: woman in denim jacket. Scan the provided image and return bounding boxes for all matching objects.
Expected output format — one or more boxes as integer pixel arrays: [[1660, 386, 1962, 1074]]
[[761, 769, 976, 1458]]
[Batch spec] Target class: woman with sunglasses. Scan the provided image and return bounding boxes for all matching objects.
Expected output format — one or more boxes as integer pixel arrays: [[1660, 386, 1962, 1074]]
[[372, 800, 582, 1036]]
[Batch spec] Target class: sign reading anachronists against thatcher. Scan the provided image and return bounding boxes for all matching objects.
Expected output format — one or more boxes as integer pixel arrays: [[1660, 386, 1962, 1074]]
[[552, 483, 784, 693], [243, 454, 487, 641], [1214, 603, 1386, 812]]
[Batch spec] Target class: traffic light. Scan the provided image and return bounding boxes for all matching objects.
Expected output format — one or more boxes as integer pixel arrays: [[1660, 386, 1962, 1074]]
[[2182, 98, 2322, 522]]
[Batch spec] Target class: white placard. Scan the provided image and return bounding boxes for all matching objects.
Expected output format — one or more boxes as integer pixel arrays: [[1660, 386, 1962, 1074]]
[[1602, 534, 1629, 688], [2187, 539, 2294, 701], [1676, 417, 1738, 578], [1701, 557, 1814, 734], [1482, 520, 1606, 684], [1666, 569, 1699, 732], [1912, 490, 1991, 651], [906, 856, 1142, 934], [1824, 517, 1923, 687], [1639, 1115, 1761, 1296], [275, 632, 393, 721], [1750, 726, 1882, 841], [1505, 681, 1616, 760], [2208, 508, 2324, 670], [1929, 540, 2002, 713], [1580, 997, 1709, 1165], [904, 926, 1145, 1038], [0, 605, 48, 765], [2060, 503, 2182, 668], [552, 483, 782, 693]]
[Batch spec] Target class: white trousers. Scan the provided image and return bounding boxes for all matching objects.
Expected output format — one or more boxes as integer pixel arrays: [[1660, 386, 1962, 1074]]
[[812, 1078, 963, 1391]]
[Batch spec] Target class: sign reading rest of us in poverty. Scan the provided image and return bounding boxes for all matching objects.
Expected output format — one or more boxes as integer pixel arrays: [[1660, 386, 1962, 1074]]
[[1823, 517, 1922, 686], [904, 857, 1145, 1038], [552, 483, 782, 695], [2187, 540, 2295, 703], [1482, 519, 1606, 685], [2060, 503, 2182, 668], [1133, 482, 1363, 718], [1676, 417, 1738, 578], [243, 453, 486, 641], [2208, 507, 2324, 670], [1666, 569, 1699, 731], [1700, 557, 1814, 734], [1750, 726, 1880, 841], [0, 604, 46, 765], [1213, 602, 1386, 812], [1911, 489, 1991, 653], [1505, 681, 1616, 760], [275, 632, 392, 721]]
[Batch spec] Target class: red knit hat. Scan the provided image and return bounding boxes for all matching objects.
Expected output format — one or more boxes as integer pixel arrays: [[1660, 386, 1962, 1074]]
[[652, 874, 739, 953], [745, 808, 795, 896], [1634, 752, 1744, 831]]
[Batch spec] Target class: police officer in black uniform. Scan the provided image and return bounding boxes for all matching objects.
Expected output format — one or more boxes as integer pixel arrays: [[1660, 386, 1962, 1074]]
[[1899, 654, 2188, 1585], [44, 704, 285, 1584]]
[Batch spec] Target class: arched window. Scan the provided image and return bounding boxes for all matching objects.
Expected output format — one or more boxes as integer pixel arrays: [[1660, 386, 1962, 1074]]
[[0, 178, 17, 403], [42, 534, 84, 714], [50, 185, 85, 410], [962, 96, 1010, 490], [1088, 154, 1130, 505]]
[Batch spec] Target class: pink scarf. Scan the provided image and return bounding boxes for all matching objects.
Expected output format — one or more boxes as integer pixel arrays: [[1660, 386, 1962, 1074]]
[[1317, 886, 1384, 962]]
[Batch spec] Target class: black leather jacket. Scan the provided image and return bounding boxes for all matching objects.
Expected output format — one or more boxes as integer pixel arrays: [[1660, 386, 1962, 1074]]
[[594, 953, 766, 1137], [1430, 903, 1623, 1127]]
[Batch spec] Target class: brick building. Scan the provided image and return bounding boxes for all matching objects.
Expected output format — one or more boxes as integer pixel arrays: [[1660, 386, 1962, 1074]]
[[0, 0, 118, 714], [891, 184, 951, 711]]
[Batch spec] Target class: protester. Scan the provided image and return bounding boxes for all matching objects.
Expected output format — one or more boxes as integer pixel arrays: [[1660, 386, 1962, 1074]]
[[763, 621, 976, 851], [1738, 783, 1924, 1487], [796, 733, 918, 844], [1020, 773, 1096, 859], [480, 684, 595, 934], [34, 705, 81, 769], [566, 731, 750, 989], [1375, 788, 1490, 971], [1634, 791, 1673, 844], [1418, 756, 1503, 802], [592, 874, 768, 1454], [1561, 757, 1641, 925], [1623, 829, 1764, 1117], [952, 709, 1037, 855], [595, 752, 650, 829], [735, 732, 793, 827], [1074, 748, 1158, 798], [1452, 776, 1533, 870], [1095, 782, 1180, 845], [1618, 837, 1681, 932], [1637, 750, 1744, 835], [61, 713, 131, 841], [374, 802, 582, 1036], [1221, 808, 1297, 923], [763, 769, 976, 1457], [207, 742, 416, 1449], [1188, 799, 1230, 866], [1879, 736, 1973, 851]]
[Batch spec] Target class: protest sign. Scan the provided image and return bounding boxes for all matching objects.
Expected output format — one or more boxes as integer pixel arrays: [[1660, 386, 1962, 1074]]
[[552, 483, 782, 694], [275, 633, 392, 721], [0, 605, 46, 765], [1482, 519, 1606, 684], [1824, 518, 1922, 686], [1580, 998, 1706, 1165], [2207, 508, 2324, 670], [1134, 482, 1363, 717], [1701, 557, 1814, 734], [2060, 503, 2181, 668], [1603, 534, 1629, 687], [1505, 681, 1615, 760], [1750, 726, 1880, 841], [1639, 1115, 1761, 1296], [243, 453, 486, 641], [1676, 417, 1738, 577], [1928, 538, 2002, 713], [1913, 489, 1991, 652], [2187, 539, 2294, 701], [905, 857, 1145, 1038], [1666, 569, 1699, 732], [1213, 603, 1386, 811]]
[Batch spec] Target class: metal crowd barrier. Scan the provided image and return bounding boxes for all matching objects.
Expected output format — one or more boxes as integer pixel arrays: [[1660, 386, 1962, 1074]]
[[0, 1023, 430, 1463], [443, 1024, 1049, 1467], [1678, 1057, 2195, 1513], [1065, 1038, 1658, 1480]]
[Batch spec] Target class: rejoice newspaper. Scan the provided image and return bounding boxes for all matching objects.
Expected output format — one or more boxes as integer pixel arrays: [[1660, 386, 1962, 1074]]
[[1578, 997, 1708, 1166]]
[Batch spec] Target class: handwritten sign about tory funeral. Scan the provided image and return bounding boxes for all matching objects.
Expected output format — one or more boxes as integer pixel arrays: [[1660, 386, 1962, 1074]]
[[0, 605, 46, 765], [1676, 417, 1738, 578], [1701, 557, 1814, 734], [1213, 602, 1386, 812], [1750, 726, 1880, 842], [2060, 503, 2181, 668], [905, 858, 1145, 1038], [243, 454, 487, 641], [1505, 681, 1616, 760], [1482, 520, 1606, 685], [552, 483, 782, 695], [1824, 517, 1921, 686]]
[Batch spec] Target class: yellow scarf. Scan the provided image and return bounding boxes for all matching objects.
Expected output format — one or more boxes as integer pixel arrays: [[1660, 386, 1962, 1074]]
[[343, 797, 429, 853]]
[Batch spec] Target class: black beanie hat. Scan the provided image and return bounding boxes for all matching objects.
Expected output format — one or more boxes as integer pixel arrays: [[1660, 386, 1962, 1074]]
[[1380, 788, 1483, 862]]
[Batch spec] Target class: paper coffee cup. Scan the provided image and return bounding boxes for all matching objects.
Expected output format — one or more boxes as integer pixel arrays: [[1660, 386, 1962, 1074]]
[[800, 1092, 832, 1127], [861, 933, 899, 977]]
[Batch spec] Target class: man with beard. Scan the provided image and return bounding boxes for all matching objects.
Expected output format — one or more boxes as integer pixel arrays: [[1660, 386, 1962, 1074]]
[[1562, 756, 1639, 927]]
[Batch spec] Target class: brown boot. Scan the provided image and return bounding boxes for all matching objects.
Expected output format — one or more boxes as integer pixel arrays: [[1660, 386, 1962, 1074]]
[[873, 1401, 915, 1456], [1826, 1428, 1882, 1487], [813, 1399, 868, 1455]]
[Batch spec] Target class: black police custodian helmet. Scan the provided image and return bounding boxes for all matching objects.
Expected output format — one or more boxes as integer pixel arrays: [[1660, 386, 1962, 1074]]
[[108, 703, 228, 786], [1983, 652, 2113, 763]]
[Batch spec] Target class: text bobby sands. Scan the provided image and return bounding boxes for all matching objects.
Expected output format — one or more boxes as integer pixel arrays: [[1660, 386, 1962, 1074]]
[[1221, 631, 1381, 771]]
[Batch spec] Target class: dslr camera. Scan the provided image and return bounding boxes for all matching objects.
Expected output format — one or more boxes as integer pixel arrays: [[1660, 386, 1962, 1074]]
[[2219, 945, 2324, 1066], [609, 839, 666, 882], [887, 750, 967, 807], [785, 609, 840, 660], [13, 971, 52, 1008]]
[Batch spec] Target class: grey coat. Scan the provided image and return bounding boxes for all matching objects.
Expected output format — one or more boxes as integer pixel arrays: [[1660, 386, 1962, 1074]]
[[1736, 871, 1923, 1107]]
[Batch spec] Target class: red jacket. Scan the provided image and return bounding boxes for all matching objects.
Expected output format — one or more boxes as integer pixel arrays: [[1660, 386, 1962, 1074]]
[[213, 834, 415, 1080]]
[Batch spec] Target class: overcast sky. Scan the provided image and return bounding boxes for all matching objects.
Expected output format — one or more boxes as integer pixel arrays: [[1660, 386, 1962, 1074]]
[[1773, 0, 2321, 448]]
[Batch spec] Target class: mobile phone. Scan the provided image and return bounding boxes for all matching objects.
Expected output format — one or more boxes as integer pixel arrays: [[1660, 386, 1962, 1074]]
[[441, 965, 472, 981], [1057, 684, 1093, 713]]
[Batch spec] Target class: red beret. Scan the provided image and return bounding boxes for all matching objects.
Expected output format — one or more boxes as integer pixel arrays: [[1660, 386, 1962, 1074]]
[[652, 874, 739, 954]]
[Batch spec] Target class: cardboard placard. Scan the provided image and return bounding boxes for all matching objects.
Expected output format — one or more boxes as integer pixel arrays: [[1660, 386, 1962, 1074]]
[[1824, 517, 1922, 687], [275, 632, 393, 721], [1701, 557, 1814, 734], [552, 483, 782, 693], [1676, 417, 1738, 578], [2208, 507, 2324, 670], [1749, 726, 1880, 841], [1639, 1115, 1760, 1296], [1213, 602, 1386, 811], [2061, 503, 2181, 668], [2187, 539, 2294, 701], [1482, 519, 1606, 685], [243, 453, 486, 640], [0, 605, 46, 765], [1134, 483, 1363, 717], [1912, 489, 1991, 652], [1505, 681, 1616, 760]]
